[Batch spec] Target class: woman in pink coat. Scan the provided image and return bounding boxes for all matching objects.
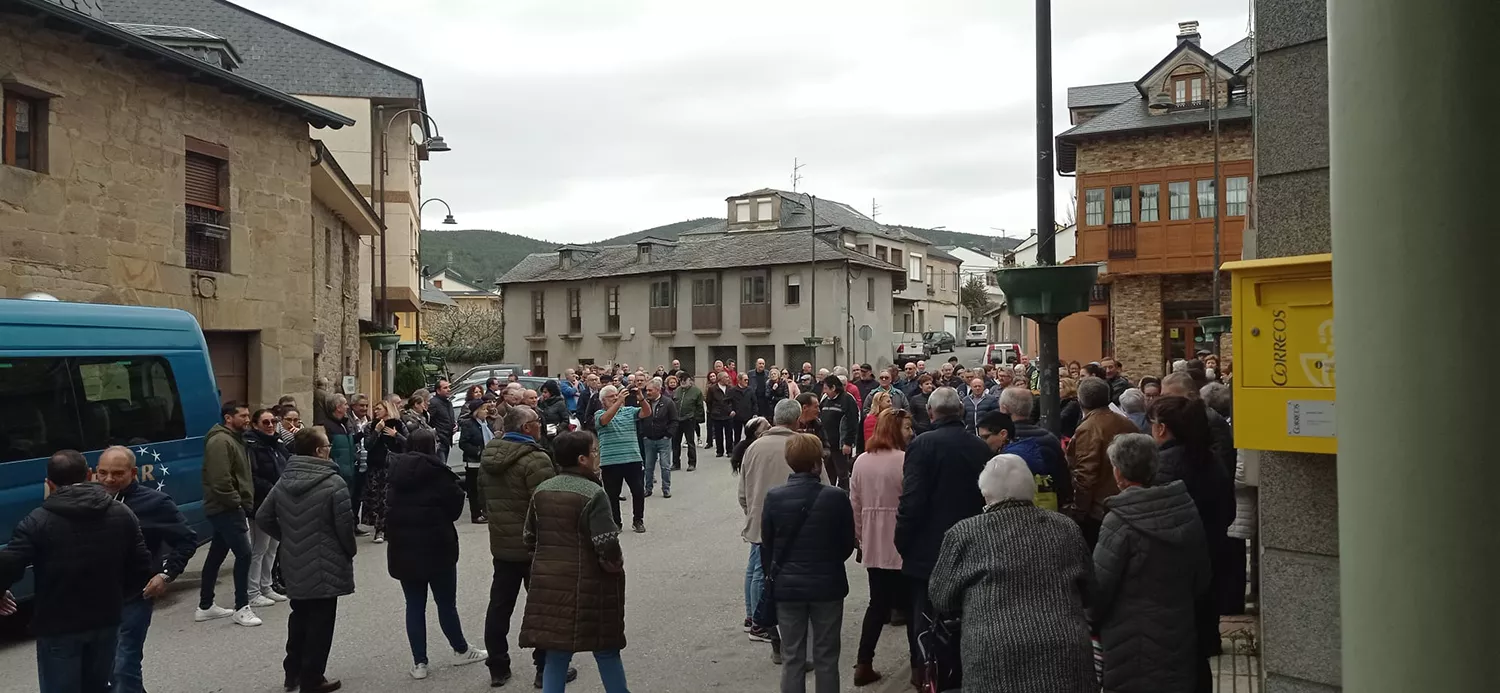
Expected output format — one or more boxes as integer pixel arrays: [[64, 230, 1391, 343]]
[[848, 408, 916, 687]]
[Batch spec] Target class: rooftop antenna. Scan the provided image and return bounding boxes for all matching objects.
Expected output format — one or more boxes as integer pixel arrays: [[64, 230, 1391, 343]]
[[790, 157, 805, 192], [871, 198, 882, 219]]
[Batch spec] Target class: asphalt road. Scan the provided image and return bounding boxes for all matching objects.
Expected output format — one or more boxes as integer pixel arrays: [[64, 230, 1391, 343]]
[[0, 450, 919, 693]]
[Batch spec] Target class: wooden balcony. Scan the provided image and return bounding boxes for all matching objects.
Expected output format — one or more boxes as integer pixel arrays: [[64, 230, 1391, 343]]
[[1090, 284, 1110, 305], [692, 304, 721, 332], [649, 306, 676, 334], [740, 302, 771, 332], [1108, 223, 1137, 259]]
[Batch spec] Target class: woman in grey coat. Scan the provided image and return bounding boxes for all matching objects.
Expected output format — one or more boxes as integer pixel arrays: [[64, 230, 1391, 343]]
[[256, 427, 357, 693], [929, 454, 1096, 693], [1092, 434, 1210, 693]]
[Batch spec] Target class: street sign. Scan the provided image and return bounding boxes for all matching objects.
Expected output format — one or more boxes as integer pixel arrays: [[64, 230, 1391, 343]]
[[858, 324, 873, 342], [803, 336, 825, 347]]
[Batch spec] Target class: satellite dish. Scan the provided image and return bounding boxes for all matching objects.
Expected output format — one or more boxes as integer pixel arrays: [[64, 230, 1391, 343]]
[[21, 292, 59, 301]]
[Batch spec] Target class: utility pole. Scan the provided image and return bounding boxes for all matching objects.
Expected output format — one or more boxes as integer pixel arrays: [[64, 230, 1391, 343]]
[[1034, 0, 1061, 433], [809, 195, 818, 363], [1210, 64, 1223, 356]]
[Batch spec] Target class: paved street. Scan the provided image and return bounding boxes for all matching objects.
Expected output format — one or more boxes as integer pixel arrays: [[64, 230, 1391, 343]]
[[0, 452, 917, 693]]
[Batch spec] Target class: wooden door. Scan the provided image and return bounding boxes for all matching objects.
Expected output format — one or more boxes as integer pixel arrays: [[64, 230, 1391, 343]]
[[204, 331, 248, 405]]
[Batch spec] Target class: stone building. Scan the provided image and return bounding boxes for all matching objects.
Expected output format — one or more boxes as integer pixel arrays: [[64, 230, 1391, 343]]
[[1056, 21, 1251, 378], [102, 0, 441, 396], [499, 190, 906, 376], [0, 0, 368, 407]]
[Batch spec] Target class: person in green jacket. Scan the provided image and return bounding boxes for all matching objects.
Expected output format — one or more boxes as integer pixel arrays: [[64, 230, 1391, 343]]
[[197, 401, 262, 626], [672, 372, 705, 471], [316, 394, 360, 521]]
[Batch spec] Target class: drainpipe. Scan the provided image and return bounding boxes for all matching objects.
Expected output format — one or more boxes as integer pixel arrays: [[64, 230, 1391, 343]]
[[1332, 1, 1489, 691]]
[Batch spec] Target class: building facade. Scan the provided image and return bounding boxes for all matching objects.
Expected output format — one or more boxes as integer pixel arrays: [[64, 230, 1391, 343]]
[[1057, 21, 1251, 378], [0, 0, 362, 407], [500, 191, 906, 375], [103, 0, 439, 395]]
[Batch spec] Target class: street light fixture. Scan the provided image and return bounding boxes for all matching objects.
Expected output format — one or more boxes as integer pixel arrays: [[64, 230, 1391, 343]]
[[420, 197, 458, 226]]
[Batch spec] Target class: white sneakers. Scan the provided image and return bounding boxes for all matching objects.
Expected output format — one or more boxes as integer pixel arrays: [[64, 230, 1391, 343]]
[[231, 606, 263, 627], [264, 589, 289, 602], [196, 604, 262, 626], [248, 595, 277, 608], [194, 605, 234, 622], [410, 663, 429, 680], [454, 648, 488, 666]]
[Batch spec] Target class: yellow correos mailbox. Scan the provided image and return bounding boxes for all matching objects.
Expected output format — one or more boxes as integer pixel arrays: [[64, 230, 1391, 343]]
[[1223, 253, 1335, 454]]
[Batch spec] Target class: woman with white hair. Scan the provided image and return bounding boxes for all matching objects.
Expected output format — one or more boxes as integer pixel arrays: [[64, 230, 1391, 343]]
[[928, 454, 1096, 693]]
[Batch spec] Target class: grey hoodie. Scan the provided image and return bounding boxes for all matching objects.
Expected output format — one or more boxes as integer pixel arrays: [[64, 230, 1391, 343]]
[[255, 455, 356, 600]]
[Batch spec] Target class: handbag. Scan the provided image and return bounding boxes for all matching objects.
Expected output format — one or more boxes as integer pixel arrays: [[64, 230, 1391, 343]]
[[752, 486, 820, 628]]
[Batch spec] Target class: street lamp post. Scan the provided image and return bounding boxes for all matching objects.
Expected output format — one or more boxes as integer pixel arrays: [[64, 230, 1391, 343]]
[[1033, 0, 1061, 431], [374, 105, 450, 393], [420, 197, 458, 227]]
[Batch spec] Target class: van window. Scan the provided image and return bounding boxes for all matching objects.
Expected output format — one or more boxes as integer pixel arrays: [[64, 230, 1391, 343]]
[[0, 356, 186, 463]]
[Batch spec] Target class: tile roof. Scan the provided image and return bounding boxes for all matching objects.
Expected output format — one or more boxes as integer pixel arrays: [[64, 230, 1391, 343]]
[[100, 0, 422, 101], [1214, 37, 1254, 73], [111, 22, 223, 40], [926, 245, 961, 263], [1059, 97, 1252, 140], [6, 0, 354, 128], [499, 229, 902, 285], [421, 279, 458, 307], [1067, 81, 1137, 109]]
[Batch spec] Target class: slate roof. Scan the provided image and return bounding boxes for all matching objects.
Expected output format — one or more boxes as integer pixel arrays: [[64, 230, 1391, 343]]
[[112, 22, 221, 40], [1067, 81, 1138, 109], [926, 245, 961, 263], [101, 0, 423, 101], [1055, 35, 1254, 173], [5, 0, 354, 128], [421, 279, 458, 307], [499, 229, 902, 285]]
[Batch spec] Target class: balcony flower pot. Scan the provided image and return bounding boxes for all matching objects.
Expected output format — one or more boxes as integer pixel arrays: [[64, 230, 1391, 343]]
[[1197, 314, 1232, 337], [362, 332, 401, 349], [992, 264, 1102, 320]]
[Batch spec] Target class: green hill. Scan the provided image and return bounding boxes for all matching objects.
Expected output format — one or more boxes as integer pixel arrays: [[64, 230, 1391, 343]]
[[590, 218, 722, 245], [418, 229, 554, 286]]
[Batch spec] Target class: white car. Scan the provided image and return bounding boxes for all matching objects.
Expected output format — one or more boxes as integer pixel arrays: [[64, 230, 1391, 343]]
[[893, 332, 928, 364], [965, 324, 989, 347]]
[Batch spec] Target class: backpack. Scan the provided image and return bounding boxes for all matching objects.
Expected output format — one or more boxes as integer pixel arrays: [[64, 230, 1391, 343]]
[[1004, 436, 1058, 511]]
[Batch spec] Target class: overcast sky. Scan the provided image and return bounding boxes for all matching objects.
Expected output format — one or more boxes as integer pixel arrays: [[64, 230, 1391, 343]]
[[244, 0, 1249, 244]]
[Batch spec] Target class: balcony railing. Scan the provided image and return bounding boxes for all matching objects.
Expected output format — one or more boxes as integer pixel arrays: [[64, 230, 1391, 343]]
[[1090, 284, 1110, 305], [1108, 223, 1137, 259], [691, 304, 721, 331], [740, 302, 771, 331], [648, 306, 676, 334], [925, 284, 935, 296]]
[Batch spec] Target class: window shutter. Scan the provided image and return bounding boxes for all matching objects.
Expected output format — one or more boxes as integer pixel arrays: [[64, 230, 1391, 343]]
[[185, 152, 222, 208]]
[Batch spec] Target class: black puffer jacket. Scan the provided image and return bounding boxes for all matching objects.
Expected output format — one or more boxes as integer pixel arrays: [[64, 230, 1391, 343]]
[[1153, 440, 1235, 659], [428, 393, 456, 441], [895, 418, 990, 579], [0, 483, 152, 636], [384, 450, 465, 582], [255, 456, 356, 600], [245, 428, 290, 512], [1092, 481, 1211, 693], [760, 473, 856, 602]]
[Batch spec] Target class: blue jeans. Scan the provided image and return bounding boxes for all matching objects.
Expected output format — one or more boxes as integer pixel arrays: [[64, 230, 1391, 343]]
[[199, 510, 252, 610], [543, 649, 628, 693], [642, 438, 672, 494], [113, 597, 154, 693], [37, 625, 116, 693], [401, 565, 470, 665], [744, 543, 764, 621]]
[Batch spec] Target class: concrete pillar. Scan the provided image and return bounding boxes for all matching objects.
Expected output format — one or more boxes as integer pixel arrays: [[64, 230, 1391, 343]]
[[1329, 1, 1497, 692]]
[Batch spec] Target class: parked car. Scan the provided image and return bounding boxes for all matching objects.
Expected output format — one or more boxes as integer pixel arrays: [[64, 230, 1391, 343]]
[[893, 332, 929, 365], [984, 342, 1024, 366], [965, 323, 989, 347], [923, 330, 956, 354], [453, 363, 531, 385]]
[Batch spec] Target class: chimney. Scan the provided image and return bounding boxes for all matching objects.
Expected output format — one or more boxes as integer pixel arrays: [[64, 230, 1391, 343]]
[[1177, 20, 1202, 45]]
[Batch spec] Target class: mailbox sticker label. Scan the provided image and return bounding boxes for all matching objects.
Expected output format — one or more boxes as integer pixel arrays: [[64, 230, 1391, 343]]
[[1287, 400, 1335, 438]]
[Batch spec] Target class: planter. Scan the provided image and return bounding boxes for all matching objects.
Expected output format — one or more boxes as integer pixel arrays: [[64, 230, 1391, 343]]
[[362, 332, 401, 349], [992, 264, 1102, 320], [1197, 314, 1232, 337]]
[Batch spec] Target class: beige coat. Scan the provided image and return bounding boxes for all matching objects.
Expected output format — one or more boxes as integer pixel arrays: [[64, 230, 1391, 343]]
[[739, 427, 800, 544]]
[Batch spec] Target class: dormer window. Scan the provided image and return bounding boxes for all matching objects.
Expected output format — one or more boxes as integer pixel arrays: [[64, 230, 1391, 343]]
[[734, 200, 751, 222], [756, 197, 774, 222], [1172, 72, 1206, 107], [638, 244, 652, 263]]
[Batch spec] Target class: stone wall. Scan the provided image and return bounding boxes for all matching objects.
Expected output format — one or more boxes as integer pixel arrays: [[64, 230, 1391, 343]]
[[1077, 122, 1254, 175], [1109, 274, 1162, 380], [311, 199, 362, 395], [0, 16, 316, 406], [1254, 1, 1341, 690]]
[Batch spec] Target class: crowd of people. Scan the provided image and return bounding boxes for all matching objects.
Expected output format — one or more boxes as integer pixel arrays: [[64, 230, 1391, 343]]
[[0, 349, 1247, 693]]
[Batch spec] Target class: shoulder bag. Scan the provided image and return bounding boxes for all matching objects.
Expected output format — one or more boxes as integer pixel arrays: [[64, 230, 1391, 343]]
[[752, 485, 821, 628]]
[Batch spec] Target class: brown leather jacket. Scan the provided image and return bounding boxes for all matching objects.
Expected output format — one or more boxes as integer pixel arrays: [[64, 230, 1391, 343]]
[[1067, 408, 1139, 520]]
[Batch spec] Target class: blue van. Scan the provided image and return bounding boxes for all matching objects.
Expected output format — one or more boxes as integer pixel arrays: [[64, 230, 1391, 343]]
[[0, 298, 219, 600]]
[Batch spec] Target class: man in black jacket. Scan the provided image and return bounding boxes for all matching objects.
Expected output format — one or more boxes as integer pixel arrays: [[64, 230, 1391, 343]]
[[640, 379, 679, 498], [894, 387, 990, 677], [749, 358, 772, 418], [0, 449, 152, 693], [706, 371, 736, 457], [95, 446, 198, 693], [428, 378, 457, 459], [817, 375, 860, 489]]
